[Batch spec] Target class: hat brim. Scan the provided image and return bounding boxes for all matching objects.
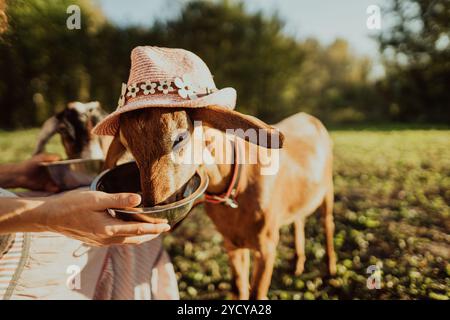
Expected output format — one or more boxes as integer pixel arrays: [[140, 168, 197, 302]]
[[92, 87, 236, 136]]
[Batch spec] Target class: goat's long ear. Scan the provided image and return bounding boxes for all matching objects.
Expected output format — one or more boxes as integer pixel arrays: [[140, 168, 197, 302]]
[[103, 133, 126, 170], [189, 106, 284, 148], [33, 116, 59, 155]]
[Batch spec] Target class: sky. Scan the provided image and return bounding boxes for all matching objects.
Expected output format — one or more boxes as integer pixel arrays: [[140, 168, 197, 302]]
[[94, 0, 389, 76]]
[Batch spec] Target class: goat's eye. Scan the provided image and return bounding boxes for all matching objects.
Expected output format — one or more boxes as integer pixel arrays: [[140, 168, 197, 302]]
[[173, 131, 189, 150]]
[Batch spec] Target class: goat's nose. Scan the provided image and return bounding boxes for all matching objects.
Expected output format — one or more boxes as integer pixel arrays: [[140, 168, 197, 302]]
[[140, 175, 171, 207], [140, 174, 186, 207], [140, 182, 159, 207]]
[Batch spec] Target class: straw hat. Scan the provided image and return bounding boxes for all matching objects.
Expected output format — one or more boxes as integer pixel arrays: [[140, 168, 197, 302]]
[[92, 46, 237, 136]]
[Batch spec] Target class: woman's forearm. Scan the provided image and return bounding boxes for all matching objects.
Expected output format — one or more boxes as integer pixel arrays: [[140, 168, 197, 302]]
[[0, 163, 27, 189], [0, 197, 47, 234]]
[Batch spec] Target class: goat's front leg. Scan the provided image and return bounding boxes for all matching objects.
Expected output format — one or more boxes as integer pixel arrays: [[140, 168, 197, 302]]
[[294, 217, 306, 275], [224, 240, 250, 300], [250, 233, 279, 300], [321, 186, 337, 275]]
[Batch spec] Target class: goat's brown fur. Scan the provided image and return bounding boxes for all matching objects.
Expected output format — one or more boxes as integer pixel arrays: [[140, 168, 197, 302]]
[[105, 108, 336, 300]]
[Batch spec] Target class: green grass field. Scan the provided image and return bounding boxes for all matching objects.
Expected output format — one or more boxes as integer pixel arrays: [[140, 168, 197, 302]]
[[1, 127, 449, 300]]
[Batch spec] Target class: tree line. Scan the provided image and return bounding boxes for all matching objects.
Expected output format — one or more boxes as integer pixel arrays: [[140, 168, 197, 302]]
[[0, 0, 448, 129]]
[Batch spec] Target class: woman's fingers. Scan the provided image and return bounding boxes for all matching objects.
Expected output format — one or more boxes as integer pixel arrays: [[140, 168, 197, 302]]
[[33, 153, 61, 163], [43, 180, 60, 193], [86, 191, 142, 210], [108, 234, 161, 245], [71, 223, 169, 246], [104, 222, 170, 237]]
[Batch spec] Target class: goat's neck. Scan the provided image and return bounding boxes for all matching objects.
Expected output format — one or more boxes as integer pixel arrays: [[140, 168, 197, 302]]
[[203, 129, 235, 195]]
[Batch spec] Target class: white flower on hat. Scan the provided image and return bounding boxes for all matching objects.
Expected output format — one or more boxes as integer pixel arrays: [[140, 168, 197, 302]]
[[140, 81, 157, 95], [117, 83, 127, 108], [127, 84, 140, 98], [157, 80, 174, 95], [175, 75, 197, 100]]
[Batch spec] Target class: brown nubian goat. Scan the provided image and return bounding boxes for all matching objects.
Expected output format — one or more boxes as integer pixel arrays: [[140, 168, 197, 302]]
[[103, 108, 336, 299]]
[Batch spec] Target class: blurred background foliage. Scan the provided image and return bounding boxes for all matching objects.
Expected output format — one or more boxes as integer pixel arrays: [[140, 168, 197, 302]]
[[0, 0, 448, 129], [378, 0, 450, 122]]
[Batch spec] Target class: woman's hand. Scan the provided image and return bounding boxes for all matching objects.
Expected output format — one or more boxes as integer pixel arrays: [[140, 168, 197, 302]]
[[39, 190, 171, 246], [29, 190, 171, 246], [17, 153, 61, 192], [0, 153, 61, 192]]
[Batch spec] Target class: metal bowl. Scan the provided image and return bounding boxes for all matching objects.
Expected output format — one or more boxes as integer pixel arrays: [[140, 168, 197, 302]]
[[90, 161, 209, 227], [41, 158, 104, 190]]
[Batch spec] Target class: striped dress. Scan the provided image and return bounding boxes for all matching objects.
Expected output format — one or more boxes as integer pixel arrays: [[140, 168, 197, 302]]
[[0, 188, 179, 300], [0, 232, 30, 299], [0, 188, 28, 299]]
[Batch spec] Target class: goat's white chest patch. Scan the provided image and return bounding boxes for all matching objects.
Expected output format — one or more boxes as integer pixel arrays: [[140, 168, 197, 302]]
[[82, 139, 104, 159]]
